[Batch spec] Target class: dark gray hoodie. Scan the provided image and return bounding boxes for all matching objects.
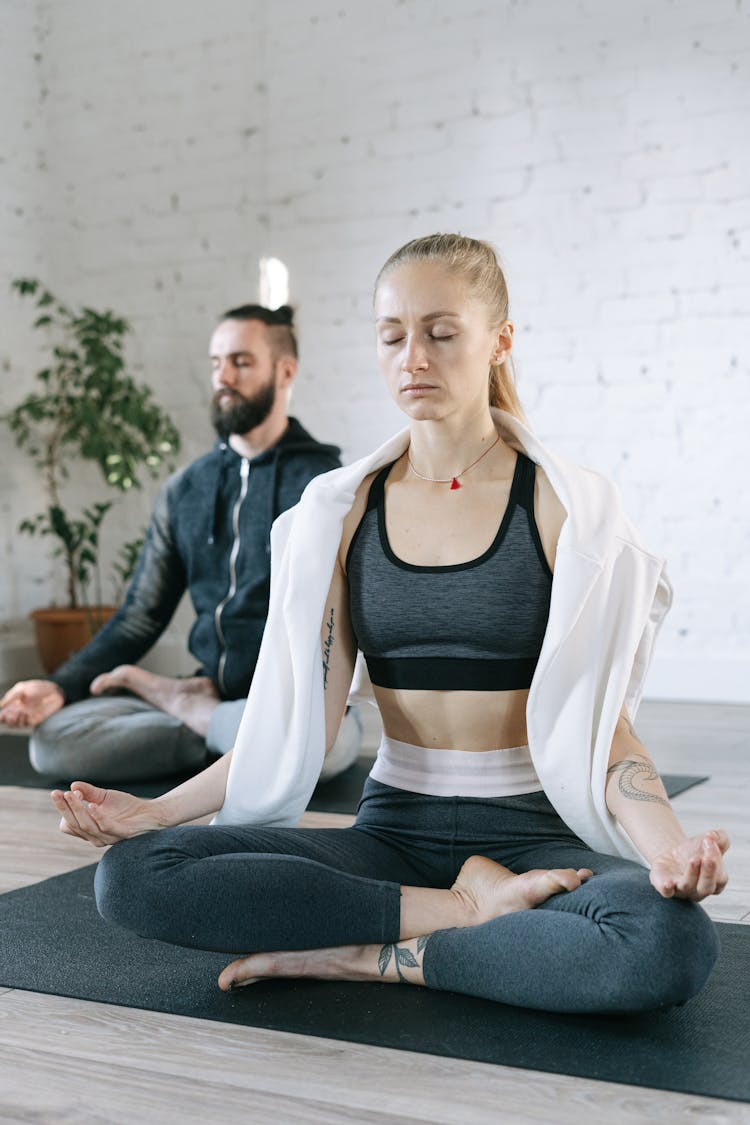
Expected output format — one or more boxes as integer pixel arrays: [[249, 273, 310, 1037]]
[[50, 417, 341, 702]]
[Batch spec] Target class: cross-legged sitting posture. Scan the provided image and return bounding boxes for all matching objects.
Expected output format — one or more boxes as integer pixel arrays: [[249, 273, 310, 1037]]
[[52, 234, 727, 1014], [2, 303, 360, 783]]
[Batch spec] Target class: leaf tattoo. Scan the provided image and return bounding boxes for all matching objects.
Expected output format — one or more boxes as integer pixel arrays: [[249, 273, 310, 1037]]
[[378, 943, 393, 976], [396, 947, 419, 970], [377, 942, 424, 982]]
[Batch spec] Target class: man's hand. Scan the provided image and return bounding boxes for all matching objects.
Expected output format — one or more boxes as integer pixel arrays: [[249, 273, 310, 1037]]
[[51, 782, 168, 848], [650, 830, 730, 902], [0, 680, 64, 728]]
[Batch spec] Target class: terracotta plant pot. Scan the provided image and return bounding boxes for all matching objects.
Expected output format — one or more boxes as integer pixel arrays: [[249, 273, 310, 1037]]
[[29, 606, 117, 674]]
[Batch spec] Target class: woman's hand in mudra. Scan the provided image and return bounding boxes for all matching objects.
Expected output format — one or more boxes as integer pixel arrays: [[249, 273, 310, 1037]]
[[649, 829, 729, 902], [51, 782, 167, 848]]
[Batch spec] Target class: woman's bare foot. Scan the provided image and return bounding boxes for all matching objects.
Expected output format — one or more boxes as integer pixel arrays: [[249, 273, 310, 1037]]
[[399, 854, 592, 938], [90, 666, 220, 736], [449, 855, 593, 927], [218, 945, 373, 991], [217, 857, 593, 992]]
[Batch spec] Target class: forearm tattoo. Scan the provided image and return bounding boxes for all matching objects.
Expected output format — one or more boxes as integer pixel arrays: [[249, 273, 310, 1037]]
[[322, 608, 335, 689], [378, 936, 429, 982], [607, 755, 669, 806]]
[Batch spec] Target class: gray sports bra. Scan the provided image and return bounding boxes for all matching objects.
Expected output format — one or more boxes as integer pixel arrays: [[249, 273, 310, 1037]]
[[346, 452, 553, 691]]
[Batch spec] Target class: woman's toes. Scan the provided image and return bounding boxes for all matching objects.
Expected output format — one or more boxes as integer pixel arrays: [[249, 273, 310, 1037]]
[[523, 866, 591, 902], [218, 955, 259, 991]]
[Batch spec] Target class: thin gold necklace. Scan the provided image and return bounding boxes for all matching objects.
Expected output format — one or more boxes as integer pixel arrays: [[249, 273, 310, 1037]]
[[407, 435, 501, 491]]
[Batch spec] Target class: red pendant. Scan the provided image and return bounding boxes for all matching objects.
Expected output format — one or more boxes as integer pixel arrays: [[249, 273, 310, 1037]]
[[450, 477, 461, 490]]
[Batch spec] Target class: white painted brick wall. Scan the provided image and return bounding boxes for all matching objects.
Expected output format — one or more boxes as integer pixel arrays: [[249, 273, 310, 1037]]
[[1, 0, 748, 700]]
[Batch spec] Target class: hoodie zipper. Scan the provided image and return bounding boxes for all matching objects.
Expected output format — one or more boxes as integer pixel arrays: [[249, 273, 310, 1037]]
[[214, 457, 250, 695]]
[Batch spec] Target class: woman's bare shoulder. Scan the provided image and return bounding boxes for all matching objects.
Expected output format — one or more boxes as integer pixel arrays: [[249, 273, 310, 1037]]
[[534, 465, 567, 572], [338, 469, 381, 571]]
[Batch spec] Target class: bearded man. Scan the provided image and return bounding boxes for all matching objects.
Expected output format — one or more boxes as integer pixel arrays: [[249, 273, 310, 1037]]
[[1, 304, 361, 783]]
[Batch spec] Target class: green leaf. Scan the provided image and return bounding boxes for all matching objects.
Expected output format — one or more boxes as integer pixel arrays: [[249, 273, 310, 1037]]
[[12, 278, 38, 296]]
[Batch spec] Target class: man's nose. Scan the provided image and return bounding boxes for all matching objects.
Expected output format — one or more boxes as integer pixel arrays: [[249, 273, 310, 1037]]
[[215, 357, 237, 386]]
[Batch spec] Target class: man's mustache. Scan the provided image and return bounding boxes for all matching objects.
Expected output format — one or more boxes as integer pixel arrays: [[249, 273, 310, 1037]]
[[214, 388, 245, 405]]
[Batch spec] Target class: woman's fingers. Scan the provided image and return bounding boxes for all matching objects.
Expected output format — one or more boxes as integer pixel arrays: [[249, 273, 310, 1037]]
[[700, 838, 728, 896], [671, 838, 728, 901], [692, 845, 719, 900], [68, 791, 116, 846], [50, 790, 110, 847], [51, 789, 83, 832], [51, 791, 93, 841], [69, 780, 109, 806], [68, 790, 106, 834], [652, 870, 676, 897], [705, 828, 730, 855]]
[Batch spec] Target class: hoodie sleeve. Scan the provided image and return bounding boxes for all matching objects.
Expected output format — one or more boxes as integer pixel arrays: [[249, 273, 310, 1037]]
[[48, 479, 187, 703]]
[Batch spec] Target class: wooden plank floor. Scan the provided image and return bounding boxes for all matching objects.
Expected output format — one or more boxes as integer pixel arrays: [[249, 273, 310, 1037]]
[[0, 700, 748, 1124]]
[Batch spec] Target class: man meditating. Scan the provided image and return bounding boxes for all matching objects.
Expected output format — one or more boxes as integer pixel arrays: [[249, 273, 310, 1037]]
[[1, 303, 360, 783]]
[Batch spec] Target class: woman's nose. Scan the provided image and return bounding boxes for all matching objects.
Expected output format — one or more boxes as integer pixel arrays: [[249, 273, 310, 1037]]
[[402, 337, 428, 374]]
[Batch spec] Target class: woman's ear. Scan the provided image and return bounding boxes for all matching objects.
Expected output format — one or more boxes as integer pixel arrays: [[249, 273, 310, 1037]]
[[492, 321, 514, 363]]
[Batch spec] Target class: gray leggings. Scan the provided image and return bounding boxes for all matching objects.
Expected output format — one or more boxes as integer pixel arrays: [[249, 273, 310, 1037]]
[[95, 779, 719, 1014]]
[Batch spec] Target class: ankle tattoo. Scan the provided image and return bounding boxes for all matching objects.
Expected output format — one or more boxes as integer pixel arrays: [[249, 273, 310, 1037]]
[[377, 936, 429, 982]]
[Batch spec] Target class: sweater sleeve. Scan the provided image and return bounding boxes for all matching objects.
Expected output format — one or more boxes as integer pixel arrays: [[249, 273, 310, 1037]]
[[49, 480, 187, 703]]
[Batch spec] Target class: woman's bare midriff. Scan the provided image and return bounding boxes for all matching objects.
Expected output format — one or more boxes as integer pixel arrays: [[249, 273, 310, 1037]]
[[373, 685, 530, 751]]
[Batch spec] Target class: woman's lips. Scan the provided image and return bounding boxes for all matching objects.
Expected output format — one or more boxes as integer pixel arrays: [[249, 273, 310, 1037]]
[[402, 383, 437, 396]]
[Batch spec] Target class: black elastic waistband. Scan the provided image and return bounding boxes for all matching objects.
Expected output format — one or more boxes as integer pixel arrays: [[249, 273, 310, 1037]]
[[364, 654, 538, 692]]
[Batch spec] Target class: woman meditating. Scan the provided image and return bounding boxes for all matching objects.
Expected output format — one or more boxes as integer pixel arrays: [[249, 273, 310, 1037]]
[[52, 234, 728, 1013]]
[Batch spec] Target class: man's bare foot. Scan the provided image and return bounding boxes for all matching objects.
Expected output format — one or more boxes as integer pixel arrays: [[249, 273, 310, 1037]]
[[90, 666, 220, 737], [449, 855, 593, 927]]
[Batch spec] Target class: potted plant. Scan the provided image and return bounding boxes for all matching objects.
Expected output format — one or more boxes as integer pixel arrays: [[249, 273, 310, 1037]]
[[3, 279, 181, 672]]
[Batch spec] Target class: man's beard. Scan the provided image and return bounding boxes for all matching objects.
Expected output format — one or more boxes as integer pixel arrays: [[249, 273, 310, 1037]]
[[210, 377, 277, 437]]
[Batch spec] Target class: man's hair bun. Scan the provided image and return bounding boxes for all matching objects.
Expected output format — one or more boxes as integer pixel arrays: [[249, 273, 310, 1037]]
[[219, 301, 298, 358], [273, 304, 294, 325]]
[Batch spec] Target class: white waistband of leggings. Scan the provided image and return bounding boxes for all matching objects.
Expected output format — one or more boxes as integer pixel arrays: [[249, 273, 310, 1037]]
[[369, 735, 544, 798]]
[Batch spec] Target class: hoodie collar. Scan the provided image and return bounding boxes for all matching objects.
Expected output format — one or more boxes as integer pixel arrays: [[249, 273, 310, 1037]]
[[207, 417, 338, 547]]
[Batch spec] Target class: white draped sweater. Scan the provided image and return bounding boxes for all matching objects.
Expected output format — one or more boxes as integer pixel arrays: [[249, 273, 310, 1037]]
[[213, 410, 672, 866]]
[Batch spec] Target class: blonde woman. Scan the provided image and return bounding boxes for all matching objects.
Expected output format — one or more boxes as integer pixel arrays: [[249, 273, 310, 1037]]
[[53, 234, 727, 1013]]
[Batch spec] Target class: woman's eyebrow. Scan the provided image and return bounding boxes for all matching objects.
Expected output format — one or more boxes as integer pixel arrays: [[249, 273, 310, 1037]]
[[376, 311, 461, 324]]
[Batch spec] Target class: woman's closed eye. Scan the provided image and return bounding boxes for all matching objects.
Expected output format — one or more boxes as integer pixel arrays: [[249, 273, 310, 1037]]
[[380, 332, 456, 346]]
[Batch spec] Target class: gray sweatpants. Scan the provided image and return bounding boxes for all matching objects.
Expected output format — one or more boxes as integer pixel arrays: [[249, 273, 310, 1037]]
[[29, 696, 362, 784]]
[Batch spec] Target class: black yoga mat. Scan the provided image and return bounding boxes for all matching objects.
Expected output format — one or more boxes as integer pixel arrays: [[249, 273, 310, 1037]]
[[0, 863, 747, 1103], [0, 734, 708, 810]]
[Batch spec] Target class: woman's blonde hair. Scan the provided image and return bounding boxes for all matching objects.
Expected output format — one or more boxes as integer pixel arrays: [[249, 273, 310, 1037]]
[[374, 233, 526, 421]]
